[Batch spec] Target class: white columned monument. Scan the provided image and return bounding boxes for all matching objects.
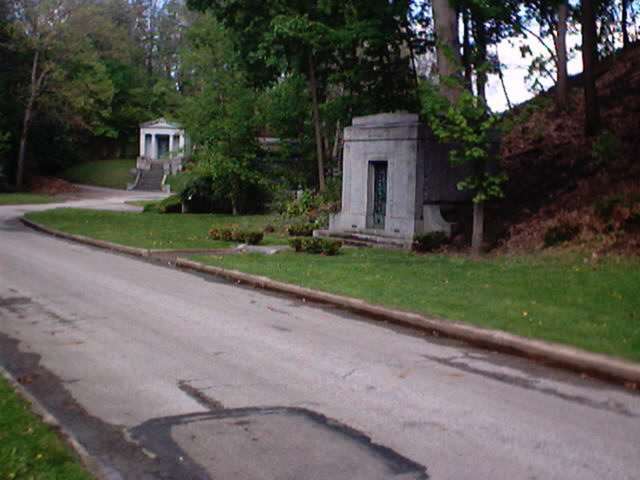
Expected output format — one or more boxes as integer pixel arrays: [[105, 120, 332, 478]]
[[130, 118, 189, 191], [137, 118, 188, 174]]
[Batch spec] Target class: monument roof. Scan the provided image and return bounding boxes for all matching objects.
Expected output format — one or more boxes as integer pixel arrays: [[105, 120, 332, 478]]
[[139, 118, 182, 130]]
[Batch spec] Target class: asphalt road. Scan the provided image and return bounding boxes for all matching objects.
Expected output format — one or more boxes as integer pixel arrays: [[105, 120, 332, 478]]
[[1, 189, 639, 480]]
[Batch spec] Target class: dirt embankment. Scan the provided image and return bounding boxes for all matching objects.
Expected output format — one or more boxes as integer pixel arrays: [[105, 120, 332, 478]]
[[495, 42, 640, 256]]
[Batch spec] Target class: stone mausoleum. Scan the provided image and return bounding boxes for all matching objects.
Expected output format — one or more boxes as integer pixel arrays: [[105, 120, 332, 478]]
[[139, 118, 187, 162], [130, 118, 189, 191], [318, 113, 472, 248]]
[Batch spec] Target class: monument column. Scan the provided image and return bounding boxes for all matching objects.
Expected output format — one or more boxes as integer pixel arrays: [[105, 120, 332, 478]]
[[139, 131, 146, 158], [151, 134, 157, 160]]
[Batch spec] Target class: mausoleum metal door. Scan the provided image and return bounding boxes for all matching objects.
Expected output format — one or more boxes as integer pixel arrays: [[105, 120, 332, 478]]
[[157, 135, 170, 159], [372, 162, 387, 229]]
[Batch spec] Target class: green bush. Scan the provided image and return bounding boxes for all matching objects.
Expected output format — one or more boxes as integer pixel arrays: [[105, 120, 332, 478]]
[[288, 237, 342, 255], [591, 130, 619, 166], [208, 228, 235, 241], [233, 230, 264, 245], [543, 222, 581, 247], [208, 228, 263, 245], [142, 202, 158, 213], [413, 231, 449, 252], [157, 195, 182, 213], [285, 222, 316, 236], [142, 194, 182, 214], [286, 189, 320, 217]]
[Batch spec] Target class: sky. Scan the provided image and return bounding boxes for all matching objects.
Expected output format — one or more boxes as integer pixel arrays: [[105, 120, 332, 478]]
[[486, 33, 584, 112]]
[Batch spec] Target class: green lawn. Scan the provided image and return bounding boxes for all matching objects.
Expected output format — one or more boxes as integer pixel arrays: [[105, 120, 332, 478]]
[[192, 249, 640, 362], [124, 200, 157, 208], [60, 159, 135, 189], [23, 208, 640, 362], [0, 377, 93, 480], [0, 193, 60, 205], [25, 208, 281, 249]]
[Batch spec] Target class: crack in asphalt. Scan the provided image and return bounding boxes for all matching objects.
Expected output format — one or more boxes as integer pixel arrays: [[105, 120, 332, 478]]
[[421, 353, 638, 417], [177, 380, 226, 412]]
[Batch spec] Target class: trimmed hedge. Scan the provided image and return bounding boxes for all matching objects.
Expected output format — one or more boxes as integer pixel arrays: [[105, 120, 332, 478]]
[[208, 228, 263, 245], [289, 237, 342, 255], [285, 222, 316, 237], [413, 231, 449, 252]]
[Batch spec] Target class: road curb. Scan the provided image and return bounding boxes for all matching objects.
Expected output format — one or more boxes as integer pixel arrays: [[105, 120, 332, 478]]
[[19, 217, 640, 386], [20, 217, 151, 258], [175, 258, 640, 386], [0, 368, 120, 480]]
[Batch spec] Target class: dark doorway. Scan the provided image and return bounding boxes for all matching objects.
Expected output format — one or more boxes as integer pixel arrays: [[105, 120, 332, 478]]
[[157, 135, 170, 159], [371, 161, 387, 229]]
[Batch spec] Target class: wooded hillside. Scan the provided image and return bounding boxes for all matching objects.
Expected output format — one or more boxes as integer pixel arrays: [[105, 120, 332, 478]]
[[497, 41, 640, 255]]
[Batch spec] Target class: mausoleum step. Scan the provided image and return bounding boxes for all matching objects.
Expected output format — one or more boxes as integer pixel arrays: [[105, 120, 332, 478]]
[[133, 164, 164, 191], [314, 230, 411, 250]]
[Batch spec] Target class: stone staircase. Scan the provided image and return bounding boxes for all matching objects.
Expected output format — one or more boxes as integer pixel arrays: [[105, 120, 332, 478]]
[[133, 163, 164, 191], [313, 229, 412, 250]]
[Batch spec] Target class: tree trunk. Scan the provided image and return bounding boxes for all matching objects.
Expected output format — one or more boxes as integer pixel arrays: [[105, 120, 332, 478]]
[[308, 49, 326, 193], [16, 50, 41, 189], [472, 15, 488, 105], [462, 8, 473, 93], [581, 0, 601, 137], [622, 0, 629, 47], [555, 0, 569, 109], [432, 0, 461, 104], [495, 48, 512, 110], [471, 200, 484, 256], [230, 194, 239, 216]]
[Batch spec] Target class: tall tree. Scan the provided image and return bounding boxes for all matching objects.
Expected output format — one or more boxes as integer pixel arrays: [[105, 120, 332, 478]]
[[8, 0, 102, 186], [515, 0, 577, 108], [432, 0, 462, 103], [187, 0, 417, 192], [621, 0, 630, 46], [555, 0, 569, 108], [177, 13, 264, 214], [581, 0, 601, 136]]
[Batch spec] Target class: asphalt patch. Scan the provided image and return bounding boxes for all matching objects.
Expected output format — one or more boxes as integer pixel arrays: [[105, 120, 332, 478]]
[[130, 407, 429, 480]]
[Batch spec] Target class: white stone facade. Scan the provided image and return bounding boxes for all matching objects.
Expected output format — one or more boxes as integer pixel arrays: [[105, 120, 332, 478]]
[[138, 118, 187, 163], [328, 113, 472, 243], [330, 113, 425, 237]]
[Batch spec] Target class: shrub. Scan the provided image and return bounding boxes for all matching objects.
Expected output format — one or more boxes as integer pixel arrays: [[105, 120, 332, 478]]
[[288, 237, 342, 255], [285, 222, 316, 237], [142, 202, 159, 213], [142, 195, 182, 214], [591, 130, 619, 166], [413, 231, 449, 252], [156, 194, 182, 214], [543, 222, 581, 247], [232, 230, 264, 245], [286, 189, 319, 217], [208, 228, 263, 245], [208, 228, 235, 241]]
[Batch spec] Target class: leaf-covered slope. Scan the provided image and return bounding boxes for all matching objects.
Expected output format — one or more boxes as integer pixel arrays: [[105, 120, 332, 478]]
[[495, 42, 640, 255]]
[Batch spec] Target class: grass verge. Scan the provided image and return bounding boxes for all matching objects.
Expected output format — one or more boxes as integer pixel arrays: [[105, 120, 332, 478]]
[[192, 249, 640, 362], [0, 376, 93, 480], [0, 193, 59, 205], [25, 208, 281, 249], [60, 159, 135, 189]]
